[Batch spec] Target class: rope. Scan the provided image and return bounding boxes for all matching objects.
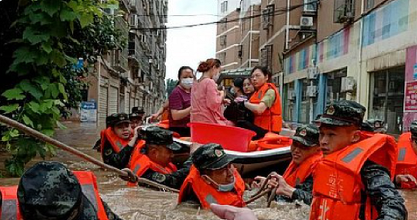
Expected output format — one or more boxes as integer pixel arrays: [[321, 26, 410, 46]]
[[0, 114, 179, 193]]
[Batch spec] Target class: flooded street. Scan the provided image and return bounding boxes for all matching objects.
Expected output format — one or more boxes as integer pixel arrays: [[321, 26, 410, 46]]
[[0, 121, 416, 219]]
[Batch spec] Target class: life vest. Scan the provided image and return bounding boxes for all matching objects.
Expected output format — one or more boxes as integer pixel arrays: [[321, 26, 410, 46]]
[[255, 132, 293, 151], [127, 142, 177, 186], [282, 152, 322, 187], [360, 130, 375, 140], [249, 83, 282, 133], [100, 127, 130, 154], [178, 165, 246, 209], [73, 171, 109, 220], [395, 132, 417, 188], [309, 134, 397, 220], [0, 186, 22, 220], [0, 171, 108, 220]]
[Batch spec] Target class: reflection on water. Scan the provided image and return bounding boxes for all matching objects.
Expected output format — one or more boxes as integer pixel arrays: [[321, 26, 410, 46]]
[[1, 121, 416, 219]]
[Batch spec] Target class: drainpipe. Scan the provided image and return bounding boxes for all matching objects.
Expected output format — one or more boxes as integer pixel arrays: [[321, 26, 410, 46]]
[[357, 0, 365, 104], [285, 0, 291, 50], [249, 5, 253, 67], [97, 58, 101, 126]]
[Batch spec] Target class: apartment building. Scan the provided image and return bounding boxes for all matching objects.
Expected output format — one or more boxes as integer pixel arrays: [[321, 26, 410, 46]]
[[282, 0, 417, 134], [86, 0, 168, 126], [216, 0, 262, 87]]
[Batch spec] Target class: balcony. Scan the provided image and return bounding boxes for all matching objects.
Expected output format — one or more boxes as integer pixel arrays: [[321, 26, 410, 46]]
[[128, 34, 140, 65]]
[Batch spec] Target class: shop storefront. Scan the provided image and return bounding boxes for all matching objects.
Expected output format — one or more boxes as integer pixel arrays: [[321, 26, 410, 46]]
[[368, 66, 405, 134]]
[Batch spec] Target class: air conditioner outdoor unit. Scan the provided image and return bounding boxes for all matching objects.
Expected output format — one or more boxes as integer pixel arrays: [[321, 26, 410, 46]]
[[306, 85, 317, 97], [288, 90, 296, 100], [300, 16, 313, 28], [341, 77, 356, 92], [307, 66, 319, 80]]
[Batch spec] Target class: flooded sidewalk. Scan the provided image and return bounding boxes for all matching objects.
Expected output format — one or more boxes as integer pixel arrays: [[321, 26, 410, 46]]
[[1, 121, 416, 219]]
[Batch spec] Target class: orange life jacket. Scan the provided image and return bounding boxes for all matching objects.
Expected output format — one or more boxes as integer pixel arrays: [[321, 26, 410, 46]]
[[309, 134, 397, 220], [255, 132, 293, 151], [282, 152, 322, 187], [249, 83, 282, 133], [395, 132, 417, 188], [0, 171, 108, 220], [0, 186, 22, 220], [127, 142, 177, 187], [100, 127, 130, 154], [360, 130, 375, 140], [73, 171, 109, 220], [178, 165, 246, 209]]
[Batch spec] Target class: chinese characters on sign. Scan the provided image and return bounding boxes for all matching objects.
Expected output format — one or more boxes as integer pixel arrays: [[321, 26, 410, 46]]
[[405, 81, 417, 111]]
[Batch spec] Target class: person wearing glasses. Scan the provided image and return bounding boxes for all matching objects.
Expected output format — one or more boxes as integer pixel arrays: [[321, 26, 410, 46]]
[[235, 66, 282, 140]]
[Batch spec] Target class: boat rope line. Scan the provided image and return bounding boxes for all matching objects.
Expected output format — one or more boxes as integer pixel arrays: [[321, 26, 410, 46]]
[[0, 114, 179, 193], [245, 173, 278, 206]]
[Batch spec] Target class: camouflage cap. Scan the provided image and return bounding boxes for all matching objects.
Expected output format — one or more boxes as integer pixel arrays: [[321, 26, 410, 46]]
[[17, 161, 96, 220], [110, 113, 130, 127], [192, 143, 235, 171], [292, 124, 319, 147], [362, 119, 386, 133], [142, 126, 181, 151], [410, 120, 417, 139], [315, 100, 366, 127], [105, 113, 118, 127], [129, 112, 143, 120]]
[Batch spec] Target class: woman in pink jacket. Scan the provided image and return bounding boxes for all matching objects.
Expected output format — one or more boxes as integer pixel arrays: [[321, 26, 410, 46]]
[[191, 58, 233, 126]]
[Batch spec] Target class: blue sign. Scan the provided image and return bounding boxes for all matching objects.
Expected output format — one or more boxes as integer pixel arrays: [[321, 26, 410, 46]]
[[80, 101, 97, 122], [414, 64, 417, 80], [81, 101, 97, 110]]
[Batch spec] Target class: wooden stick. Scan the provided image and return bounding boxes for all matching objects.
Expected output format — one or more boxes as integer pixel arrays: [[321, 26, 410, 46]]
[[0, 114, 179, 193]]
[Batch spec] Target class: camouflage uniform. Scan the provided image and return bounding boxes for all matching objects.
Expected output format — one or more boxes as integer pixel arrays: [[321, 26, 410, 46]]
[[276, 124, 320, 205], [314, 100, 407, 220], [17, 161, 122, 220], [140, 126, 192, 189]]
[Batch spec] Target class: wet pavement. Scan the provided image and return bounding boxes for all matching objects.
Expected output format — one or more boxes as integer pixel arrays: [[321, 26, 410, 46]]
[[1, 121, 416, 219]]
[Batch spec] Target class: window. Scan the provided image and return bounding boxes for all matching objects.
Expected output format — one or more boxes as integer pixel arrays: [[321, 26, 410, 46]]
[[303, 0, 317, 13], [218, 52, 226, 64], [260, 45, 273, 71], [221, 18, 227, 31], [284, 82, 295, 122], [220, 35, 227, 47], [221, 1, 228, 13], [325, 68, 347, 105], [365, 0, 374, 10], [369, 67, 405, 134], [299, 78, 318, 123], [333, 0, 354, 23], [262, 4, 274, 30]]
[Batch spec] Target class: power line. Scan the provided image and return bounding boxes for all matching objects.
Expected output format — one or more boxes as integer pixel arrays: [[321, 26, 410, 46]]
[[132, 0, 319, 31]]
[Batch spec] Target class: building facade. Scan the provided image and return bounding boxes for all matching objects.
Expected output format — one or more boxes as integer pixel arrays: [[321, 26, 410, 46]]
[[217, 0, 417, 134], [86, 0, 167, 126], [282, 0, 417, 134]]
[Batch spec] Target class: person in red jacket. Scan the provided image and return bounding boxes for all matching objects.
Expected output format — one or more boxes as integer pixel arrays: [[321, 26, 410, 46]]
[[395, 120, 417, 188], [178, 143, 246, 209], [0, 161, 121, 220]]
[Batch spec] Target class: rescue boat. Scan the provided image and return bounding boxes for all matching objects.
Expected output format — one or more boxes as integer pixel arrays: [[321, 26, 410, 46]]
[[171, 123, 294, 177]]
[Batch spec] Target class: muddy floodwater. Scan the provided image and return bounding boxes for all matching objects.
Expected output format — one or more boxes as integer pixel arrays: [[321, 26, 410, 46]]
[[1, 121, 417, 219]]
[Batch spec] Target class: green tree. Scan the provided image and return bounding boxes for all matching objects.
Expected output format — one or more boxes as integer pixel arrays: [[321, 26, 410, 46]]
[[0, 0, 125, 176], [166, 79, 179, 96]]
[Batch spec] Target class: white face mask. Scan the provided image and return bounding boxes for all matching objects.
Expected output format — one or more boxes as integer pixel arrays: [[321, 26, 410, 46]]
[[213, 73, 220, 82], [181, 78, 193, 88]]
